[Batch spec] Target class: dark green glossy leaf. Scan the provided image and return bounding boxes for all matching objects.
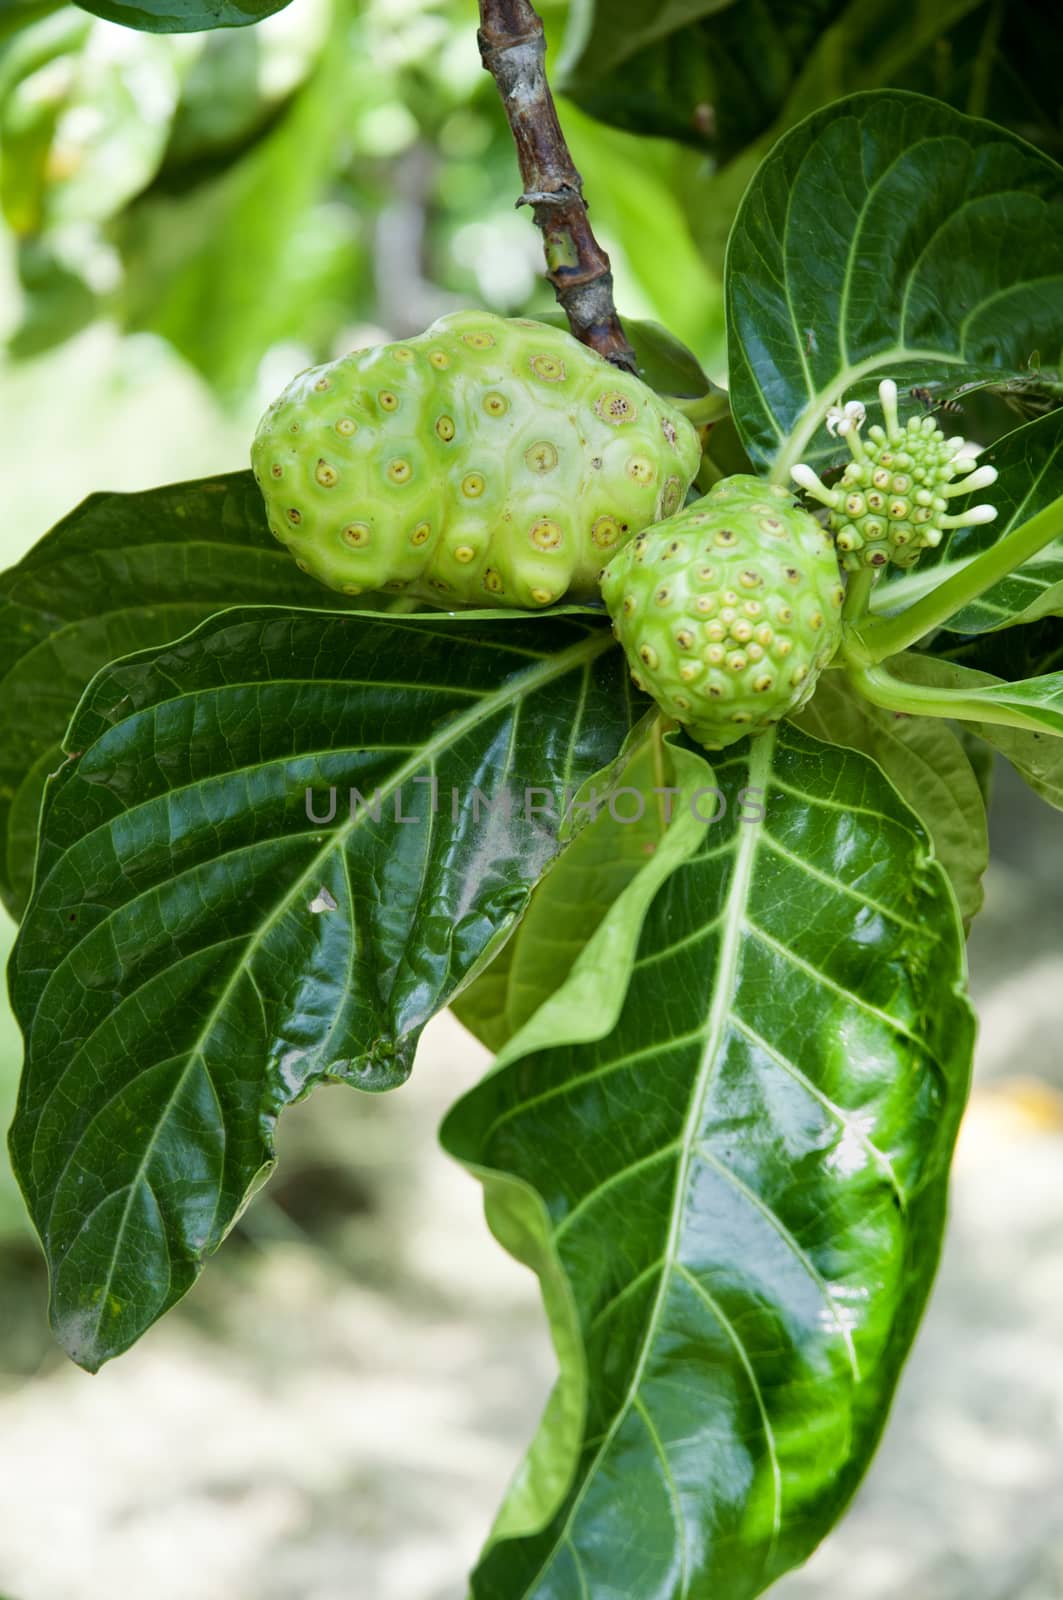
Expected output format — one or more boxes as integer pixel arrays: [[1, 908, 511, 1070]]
[[558, 0, 843, 157], [726, 91, 1063, 474], [72, 0, 292, 35], [934, 615, 1063, 680], [795, 671, 988, 927], [0, 471, 379, 920], [8, 607, 637, 1371], [445, 724, 973, 1598], [875, 412, 1063, 634]]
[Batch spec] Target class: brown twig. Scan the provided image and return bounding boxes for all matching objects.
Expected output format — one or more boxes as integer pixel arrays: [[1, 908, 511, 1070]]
[[477, 0, 637, 373]]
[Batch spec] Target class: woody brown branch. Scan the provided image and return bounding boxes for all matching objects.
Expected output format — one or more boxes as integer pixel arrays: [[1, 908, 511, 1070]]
[[477, 0, 637, 373]]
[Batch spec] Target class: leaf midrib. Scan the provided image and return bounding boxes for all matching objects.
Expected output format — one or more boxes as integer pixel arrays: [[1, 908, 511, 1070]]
[[520, 736, 776, 1599], [21, 625, 618, 1231]]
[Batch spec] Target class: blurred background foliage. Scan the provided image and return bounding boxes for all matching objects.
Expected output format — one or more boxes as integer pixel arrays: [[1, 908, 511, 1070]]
[[0, 3, 1061, 1593]]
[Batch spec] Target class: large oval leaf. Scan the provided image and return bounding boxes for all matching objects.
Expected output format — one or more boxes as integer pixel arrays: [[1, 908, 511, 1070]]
[[726, 90, 1063, 474], [445, 724, 974, 1599], [0, 471, 376, 919], [8, 607, 637, 1371]]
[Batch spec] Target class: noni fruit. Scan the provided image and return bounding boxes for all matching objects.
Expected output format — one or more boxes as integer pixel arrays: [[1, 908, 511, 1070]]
[[601, 476, 844, 750], [251, 310, 701, 608], [792, 378, 998, 570]]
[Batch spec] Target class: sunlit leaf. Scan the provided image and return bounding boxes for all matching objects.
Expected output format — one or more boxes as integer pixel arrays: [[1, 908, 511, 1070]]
[[445, 724, 973, 1598]]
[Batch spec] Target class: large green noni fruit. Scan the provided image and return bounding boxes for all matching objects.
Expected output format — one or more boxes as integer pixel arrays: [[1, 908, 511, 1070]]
[[601, 476, 845, 749], [251, 310, 701, 609]]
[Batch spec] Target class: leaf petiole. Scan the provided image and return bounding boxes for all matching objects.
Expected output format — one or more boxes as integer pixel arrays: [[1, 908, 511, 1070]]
[[847, 661, 1057, 736]]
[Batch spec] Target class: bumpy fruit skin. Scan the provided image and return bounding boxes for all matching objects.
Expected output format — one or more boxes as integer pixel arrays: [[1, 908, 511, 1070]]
[[251, 310, 701, 609], [601, 477, 844, 750]]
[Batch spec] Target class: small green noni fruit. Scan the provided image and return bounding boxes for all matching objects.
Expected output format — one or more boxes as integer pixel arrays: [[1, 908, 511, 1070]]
[[251, 310, 701, 608], [601, 476, 845, 750]]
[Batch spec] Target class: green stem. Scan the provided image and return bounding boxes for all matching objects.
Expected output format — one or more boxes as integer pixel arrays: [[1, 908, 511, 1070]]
[[849, 662, 1053, 736], [672, 390, 731, 429], [857, 492, 1063, 661], [842, 568, 875, 626]]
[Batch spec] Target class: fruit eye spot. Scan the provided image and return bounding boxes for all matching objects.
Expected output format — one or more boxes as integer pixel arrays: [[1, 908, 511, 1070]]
[[429, 350, 450, 369], [655, 587, 671, 605], [744, 601, 763, 618], [483, 392, 509, 417], [464, 331, 496, 350], [462, 472, 486, 498], [809, 611, 824, 630], [296, 560, 310, 572], [313, 377, 331, 392], [411, 522, 431, 546], [525, 442, 558, 474], [622, 595, 637, 616], [666, 540, 682, 557], [436, 416, 456, 442], [627, 457, 656, 484], [715, 528, 737, 546], [315, 460, 338, 487], [596, 391, 638, 426], [379, 391, 400, 412], [785, 568, 801, 583], [695, 595, 716, 615], [727, 652, 747, 672], [673, 694, 691, 712], [288, 422, 301, 434], [270, 464, 283, 478], [454, 545, 477, 564], [530, 354, 566, 382], [739, 570, 762, 588], [287, 508, 302, 525], [530, 519, 563, 550], [638, 645, 659, 669], [675, 629, 694, 649], [393, 348, 415, 363], [759, 517, 784, 534], [342, 583, 363, 595], [659, 477, 684, 517], [335, 417, 358, 437], [661, 418, 678, 447], [388, 460, 413, 484], [777, 605, 794, 623], [530, 587, 556, 605], [484, 569, 505, 594], [591, 515, 621, 548], [342, 523, 371, 546]]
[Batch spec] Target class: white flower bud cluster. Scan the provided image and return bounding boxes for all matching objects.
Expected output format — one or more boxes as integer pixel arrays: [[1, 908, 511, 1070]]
[[792, 380, 999, 571]]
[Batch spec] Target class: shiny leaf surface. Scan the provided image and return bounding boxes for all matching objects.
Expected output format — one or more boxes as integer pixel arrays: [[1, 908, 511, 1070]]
[[445, 724, 973, 1599], [726, 91, 1063, 474], [0, 471, 378, 919], [795, 671, 988, 927], [8, 607, 635, 1370]]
